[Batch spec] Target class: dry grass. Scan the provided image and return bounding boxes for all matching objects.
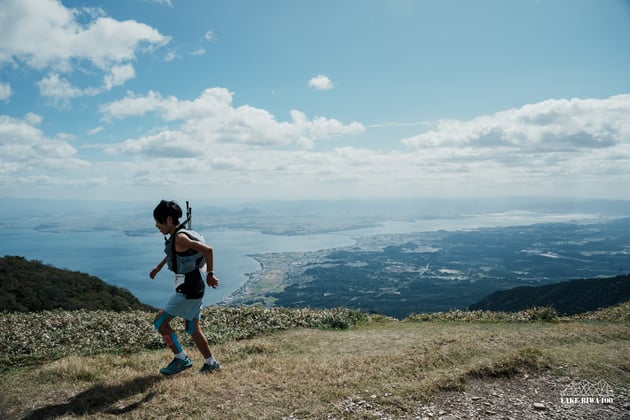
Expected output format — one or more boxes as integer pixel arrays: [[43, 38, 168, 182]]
[[1, 316, 629, 419]]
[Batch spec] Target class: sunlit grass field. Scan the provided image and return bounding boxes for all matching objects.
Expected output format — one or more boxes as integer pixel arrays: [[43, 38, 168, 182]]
[[1, 304, 628, 419]]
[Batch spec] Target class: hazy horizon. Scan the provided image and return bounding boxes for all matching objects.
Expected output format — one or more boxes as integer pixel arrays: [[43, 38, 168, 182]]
[[3, 195, 630, 227]]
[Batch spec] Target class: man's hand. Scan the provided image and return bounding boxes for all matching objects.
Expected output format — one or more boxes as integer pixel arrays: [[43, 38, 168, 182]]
[[150, 266, 161, 279], [206, 273, 219, 288], [150, 259, 166, 280]]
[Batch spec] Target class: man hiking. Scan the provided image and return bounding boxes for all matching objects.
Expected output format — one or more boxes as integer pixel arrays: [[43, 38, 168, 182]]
[[150, 199, 221, 375]]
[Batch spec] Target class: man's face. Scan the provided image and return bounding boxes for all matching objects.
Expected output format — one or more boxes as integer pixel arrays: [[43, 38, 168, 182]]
[[154, 217, 173, 235]]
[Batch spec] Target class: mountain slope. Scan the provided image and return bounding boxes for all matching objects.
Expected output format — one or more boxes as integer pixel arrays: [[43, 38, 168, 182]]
[[469, 274, 630, 314], [0, 256, 154, 312]]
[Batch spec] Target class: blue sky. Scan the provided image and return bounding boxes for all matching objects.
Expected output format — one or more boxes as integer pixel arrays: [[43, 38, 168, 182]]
[[1, 0, 629, 203]]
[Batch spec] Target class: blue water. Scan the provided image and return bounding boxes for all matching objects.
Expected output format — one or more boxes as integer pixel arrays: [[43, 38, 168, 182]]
[[0, 227, 355, 309], [0, 209, 605, 309]]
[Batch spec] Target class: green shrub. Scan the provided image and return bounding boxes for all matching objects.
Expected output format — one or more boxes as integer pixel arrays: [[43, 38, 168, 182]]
[[0, 306, 367, 367]]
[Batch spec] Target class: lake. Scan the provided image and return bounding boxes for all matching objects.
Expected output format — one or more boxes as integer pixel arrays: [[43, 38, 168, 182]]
[[0, 226, 355, 308], [0, 209, 606, 309]]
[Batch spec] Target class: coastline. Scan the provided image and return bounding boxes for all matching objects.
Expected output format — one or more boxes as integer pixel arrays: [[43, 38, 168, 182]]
[[221, 253, 295, 306], [221, 247, 342, 306], [220, 235, 393, 306], [220, 255, 267, 305]]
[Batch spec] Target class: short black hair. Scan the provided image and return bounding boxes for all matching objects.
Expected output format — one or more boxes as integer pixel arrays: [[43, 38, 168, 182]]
[[153, 200, 182, 224]]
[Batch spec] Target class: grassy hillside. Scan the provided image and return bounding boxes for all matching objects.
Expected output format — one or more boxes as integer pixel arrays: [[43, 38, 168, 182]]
[[0, 256, 154, 312], [1, 304, 628, 419]]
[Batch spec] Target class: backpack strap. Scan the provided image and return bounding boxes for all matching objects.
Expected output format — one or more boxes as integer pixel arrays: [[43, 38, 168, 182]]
[[170, 229, 179, 274], [170, 221, 195, 274], [171, 201, 193, 273], [170, 224, 186, 274]]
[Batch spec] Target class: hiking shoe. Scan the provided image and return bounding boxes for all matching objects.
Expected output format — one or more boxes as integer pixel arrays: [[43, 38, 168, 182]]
[[198, 361, 221, 374], [160, 356, 193, 375]]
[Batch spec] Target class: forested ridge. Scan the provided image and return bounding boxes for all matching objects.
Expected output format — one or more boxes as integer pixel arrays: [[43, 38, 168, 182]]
[[469, 274, 630, 314], [0, 256, 154, 312]]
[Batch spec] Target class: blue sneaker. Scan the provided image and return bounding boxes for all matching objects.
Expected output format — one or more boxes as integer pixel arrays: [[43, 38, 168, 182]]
[[198, 361, 221, 374], [160, 356, 193, 375]]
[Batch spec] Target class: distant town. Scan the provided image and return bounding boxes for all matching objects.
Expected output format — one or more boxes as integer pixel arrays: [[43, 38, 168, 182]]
[[225, 217, 630, 318]]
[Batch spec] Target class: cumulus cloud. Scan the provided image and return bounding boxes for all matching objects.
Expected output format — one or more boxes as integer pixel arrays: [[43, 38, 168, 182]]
[[308, 74, 334, 91], [5, 90, 629, 200], [38, 73, 84, 99], [390, 95, 630, 198], [101, 87, 364, 155], [104, 64, 135, 90], [100, 90, 165, 119], [37, 65, 134, 103], [94, 93, 630, 200], [36, 73, 102, 107], [0, 113, 113, 198], [0, 114, 88, 175], [0, 0, 169, 97], [402, 95, 630, 152]]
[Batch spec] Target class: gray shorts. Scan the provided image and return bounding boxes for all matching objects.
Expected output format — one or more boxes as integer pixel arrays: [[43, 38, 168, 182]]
[[163, 292, 203, 322]]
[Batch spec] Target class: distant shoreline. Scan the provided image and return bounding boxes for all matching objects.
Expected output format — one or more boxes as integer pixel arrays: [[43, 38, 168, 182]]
[[222, 250, 325, 306], [219, 218, 630, 317], [221, 255, 266, 305]]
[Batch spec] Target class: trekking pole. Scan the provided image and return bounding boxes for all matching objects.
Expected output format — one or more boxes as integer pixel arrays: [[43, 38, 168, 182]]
[[186, 201, 192, 229]]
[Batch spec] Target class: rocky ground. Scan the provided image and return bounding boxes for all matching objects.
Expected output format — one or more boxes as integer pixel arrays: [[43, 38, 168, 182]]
[[335, 375, 630, 419]]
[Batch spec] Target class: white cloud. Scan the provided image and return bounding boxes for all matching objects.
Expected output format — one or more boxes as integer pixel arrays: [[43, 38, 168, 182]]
[[141, 0, 173, 7], [24, 112, 43, 126], [0, 0, 169, 96], [101, 88, 365, 154], [308, 74, 334, 91], [103, 64, 135, 90], [366, 121, 431, 128], [164, 51, 178, 62], [87, 126, 103, 135], [3, 91, 630, 201], [93, 93, 630, 200], [389, 95, 630, 198], [107, 130, 200, 158], [0, 0, 169, 68], [0, 113, 111, 199], [189, 30, 215, 57], [100, 90, 165, 119], [0, 114, 89, 176], [37, 73, 100, 107], [402, 95, 630, 151], [0, 82, 11, 101], [204, 30, 216, 42], [37, 73, 82, 99]]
